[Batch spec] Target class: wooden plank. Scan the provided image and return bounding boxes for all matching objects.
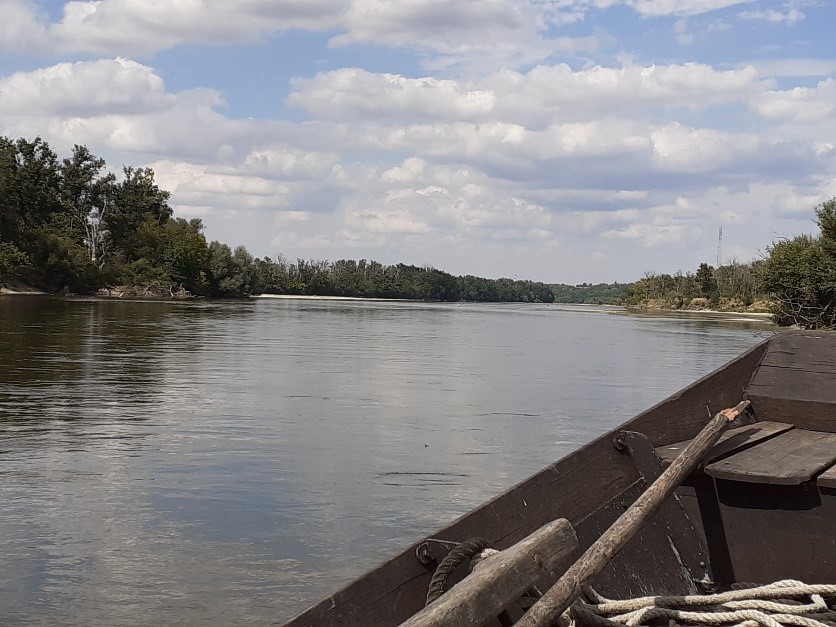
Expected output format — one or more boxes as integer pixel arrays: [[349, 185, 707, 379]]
[[400, 519, 577, 627], [750, 367, 836, 404], [578, 481, 698, 598], [715, 481, 836, 583], [617, 431, 709, 583], [744, 396, 836, 433], [705, 429, 836, 485], [758, 331, 836, 374], [283, 341, 767, 627], [655, 421, 794, 466], [747, 331, 836, 429], [818, 464, 836, 489]]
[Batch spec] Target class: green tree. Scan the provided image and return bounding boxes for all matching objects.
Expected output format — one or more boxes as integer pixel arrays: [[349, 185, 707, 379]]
[[0, 242, 29, 283], [695, 263, 716, 297], [107, 166, 173, 261], [60, 145, 115, 265], [207, 242, 257, 297], [761, 199, 836, 329]]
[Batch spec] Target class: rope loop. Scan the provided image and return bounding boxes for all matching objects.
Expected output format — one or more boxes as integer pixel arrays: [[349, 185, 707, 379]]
[[425, 537, 493, 606]]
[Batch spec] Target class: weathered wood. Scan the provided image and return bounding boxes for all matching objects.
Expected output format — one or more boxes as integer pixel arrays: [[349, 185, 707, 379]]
[[655, 421, 794, 466], [517, 401, 750, 627], [747, 332, 836, 431], [818, 464, 836, 489], [745, 396, 836, 432], [399, 519, 578, 627], [615, 431, 708, 584], [705, 429, 836, 485], [714, 480, 836, 583], [758, 331, 836, 374], [577, 480, 698, 598], [283, 342, 767, 627]]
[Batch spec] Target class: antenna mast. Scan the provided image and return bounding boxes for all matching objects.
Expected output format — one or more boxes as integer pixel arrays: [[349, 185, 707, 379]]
[[716, 226, 723, 267]]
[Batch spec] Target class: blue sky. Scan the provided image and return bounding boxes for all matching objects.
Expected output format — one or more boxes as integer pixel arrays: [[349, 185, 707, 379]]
[[1, 0, 834, 283]]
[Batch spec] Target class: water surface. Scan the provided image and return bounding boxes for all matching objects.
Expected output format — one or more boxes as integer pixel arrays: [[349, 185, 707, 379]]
[[0, 296, 772, 624]]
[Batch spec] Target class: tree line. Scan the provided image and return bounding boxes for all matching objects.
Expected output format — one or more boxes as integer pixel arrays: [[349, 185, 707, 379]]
[[622, 260, 764, 310], [0, 137, 554, 303], [555, 199, 835, 330], [2, 136, 833, 327]]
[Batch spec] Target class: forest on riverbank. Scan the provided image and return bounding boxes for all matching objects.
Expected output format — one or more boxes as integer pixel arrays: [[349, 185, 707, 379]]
[[2, 137, 834, 328], [0, 137, 554, 303], [549, 199, 836, 330]]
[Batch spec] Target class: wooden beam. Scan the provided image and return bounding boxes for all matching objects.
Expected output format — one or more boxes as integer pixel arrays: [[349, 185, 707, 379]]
[[400, 519, 578, 627]]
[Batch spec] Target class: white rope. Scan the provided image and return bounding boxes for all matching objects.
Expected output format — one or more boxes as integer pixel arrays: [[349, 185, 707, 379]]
[[564, 580, 836, 627]]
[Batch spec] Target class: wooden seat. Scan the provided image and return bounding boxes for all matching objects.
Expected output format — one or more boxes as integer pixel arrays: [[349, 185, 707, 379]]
[[705, 429, 836, 485], [656, 421, 793, 468], [818, 464, 836, 489]]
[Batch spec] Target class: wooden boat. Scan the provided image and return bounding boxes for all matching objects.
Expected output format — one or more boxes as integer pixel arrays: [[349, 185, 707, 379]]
[[286, 330, 836, 626]]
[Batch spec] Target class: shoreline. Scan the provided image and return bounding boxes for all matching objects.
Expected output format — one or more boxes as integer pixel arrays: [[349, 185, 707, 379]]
[[622, 305, 775, 324], [0, 288, 777, 323]]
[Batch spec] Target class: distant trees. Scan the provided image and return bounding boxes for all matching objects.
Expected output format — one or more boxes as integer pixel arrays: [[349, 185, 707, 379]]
[[0, 135, 555, 304], [760, 199, 836, 329], [623, 261, 768, 311], [246, 259, 555, 303], [549, 282, 628, 305]]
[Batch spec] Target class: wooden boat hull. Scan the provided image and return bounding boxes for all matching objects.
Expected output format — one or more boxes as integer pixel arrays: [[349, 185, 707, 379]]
[[287, 331, 836, 626]]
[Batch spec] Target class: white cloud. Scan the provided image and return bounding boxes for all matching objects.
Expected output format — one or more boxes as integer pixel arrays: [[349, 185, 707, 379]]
[[653, 0, 757, 16], [0, 58, 174, 117], [0, 0, 49, 52], [605, 0, 756, 17], [288, 69, 496, 122], [47, 0, 346, 55], [739, 7, 805, 24], [290, 63, 770, 130], [751, 78, 836, 123], [650, 123, 759, 172], [0, 0, 585, 68]]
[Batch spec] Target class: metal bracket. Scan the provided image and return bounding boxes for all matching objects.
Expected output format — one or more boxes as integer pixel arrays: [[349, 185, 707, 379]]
[[614, 430, 712, 584], [415, 538, 460, 567]]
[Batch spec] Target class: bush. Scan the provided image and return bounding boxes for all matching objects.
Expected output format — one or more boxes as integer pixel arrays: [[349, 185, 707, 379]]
[[760, 199, 836, 329]]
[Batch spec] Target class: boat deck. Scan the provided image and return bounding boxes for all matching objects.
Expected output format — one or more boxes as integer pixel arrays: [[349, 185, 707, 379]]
[[655, 332, 836, 586]]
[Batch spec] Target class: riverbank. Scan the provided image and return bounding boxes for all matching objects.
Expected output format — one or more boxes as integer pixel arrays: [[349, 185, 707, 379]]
[[623, 305, 775, 325], [0, 282, 45, 295]]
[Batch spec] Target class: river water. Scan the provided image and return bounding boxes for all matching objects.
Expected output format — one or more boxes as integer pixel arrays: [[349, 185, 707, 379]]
[[0, 296, 772, 625]]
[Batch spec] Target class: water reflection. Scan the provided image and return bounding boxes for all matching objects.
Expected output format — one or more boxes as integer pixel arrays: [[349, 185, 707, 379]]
[[0, 296, 771, 625]]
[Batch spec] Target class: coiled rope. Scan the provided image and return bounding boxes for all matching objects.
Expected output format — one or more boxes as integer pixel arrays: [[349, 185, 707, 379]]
[[425, 537, 493, 606], [563, 580, 836, 627]]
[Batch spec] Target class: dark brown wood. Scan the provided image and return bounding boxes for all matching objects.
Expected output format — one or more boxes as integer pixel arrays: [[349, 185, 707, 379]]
[[615, 430, 708, 583], [400, 519, 578, 627], [517, 402, 749, 627], [688, 476, 737, 583], [817, 464, 836, 489], [714, 480, 836, 583], [747, 332, 836, 431], [284, 341, 767, 627], [577, 480, 698, 598], [705, 429, 836, 485], [655, 421, 795, 466]]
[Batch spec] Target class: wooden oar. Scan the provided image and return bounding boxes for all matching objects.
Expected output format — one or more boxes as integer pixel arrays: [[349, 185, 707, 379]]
[[517, 400, 752, 627]]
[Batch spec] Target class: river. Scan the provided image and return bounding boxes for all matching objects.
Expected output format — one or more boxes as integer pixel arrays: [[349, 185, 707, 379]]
[[0, 296, 772, 625]]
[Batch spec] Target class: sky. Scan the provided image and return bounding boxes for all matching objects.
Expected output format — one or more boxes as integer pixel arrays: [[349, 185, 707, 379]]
[[0, 0, 834, 284]]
